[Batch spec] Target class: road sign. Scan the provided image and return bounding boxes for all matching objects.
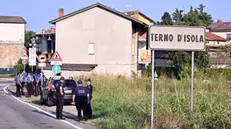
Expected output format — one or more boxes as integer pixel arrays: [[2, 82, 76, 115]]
[[29, 48, 36, 66], [52, 65, 61, 74], [21, 48, 28, 60], [38, 63, 46, 67], [50, 51, 62, 65], [149, 26, 205, 51], [38, 54, 47, 63], [22, 59, 27, 65], [148, 25, 204, 129]]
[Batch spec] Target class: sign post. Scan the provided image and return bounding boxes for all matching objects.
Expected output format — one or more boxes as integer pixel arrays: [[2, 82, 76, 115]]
[[38, 54, 47, 71], [29, 48, 36, 72], [148, 25, 205, 128], [21, 48, 28, 71], [50, 51, 63, 76], [190, 51, 194, 117]]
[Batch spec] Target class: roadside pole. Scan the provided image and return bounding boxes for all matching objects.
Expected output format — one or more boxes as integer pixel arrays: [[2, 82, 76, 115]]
[[190, 51, 195, 118], [151, 50, 155, 129]]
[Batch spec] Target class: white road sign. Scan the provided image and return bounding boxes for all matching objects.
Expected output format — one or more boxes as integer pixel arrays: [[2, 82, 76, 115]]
[[49, 51, 63, 66], [149, 26, 205, 51], [38, 54, 47, 63], [29, 48, 36, 66], [38, 63, 46, 67]]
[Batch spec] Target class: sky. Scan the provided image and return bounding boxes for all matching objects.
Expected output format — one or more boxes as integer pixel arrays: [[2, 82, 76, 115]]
[[1, 0, 231, 32]]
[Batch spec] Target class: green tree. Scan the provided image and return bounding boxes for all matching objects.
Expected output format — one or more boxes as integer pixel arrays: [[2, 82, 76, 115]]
[[25, 31, 36, 50], [197, 4, 213, 26], [167, 5, 212, 77], [172, 8, 184, 25], [161, 12, 173, 25]]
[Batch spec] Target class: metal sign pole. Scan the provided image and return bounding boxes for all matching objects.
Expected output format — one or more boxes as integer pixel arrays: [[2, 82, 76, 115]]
[[41, 67, 43, 86], [190, 51, 195, 118], [151, 50, 155, 129]]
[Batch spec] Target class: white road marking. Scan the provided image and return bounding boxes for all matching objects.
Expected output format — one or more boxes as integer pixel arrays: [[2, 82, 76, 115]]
[[3, 86, 82, 129], [3, 86, 9, 94]]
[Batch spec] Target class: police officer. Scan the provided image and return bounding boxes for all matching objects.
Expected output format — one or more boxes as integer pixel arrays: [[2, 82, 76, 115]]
[[26, 71, 34, 97], [56, 77, 65, 120], [85, 78, 93, 119], [72, 80, 89, 121], [20, 71, 27, 96], [15, 73, 22, 97]]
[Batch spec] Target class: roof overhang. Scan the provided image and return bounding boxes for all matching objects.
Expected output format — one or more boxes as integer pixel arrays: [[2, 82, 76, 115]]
[[49, 3, 147, 27]]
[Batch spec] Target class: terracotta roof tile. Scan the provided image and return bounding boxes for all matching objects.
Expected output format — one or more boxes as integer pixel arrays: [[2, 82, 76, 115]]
[[206, 32, 226, 41]]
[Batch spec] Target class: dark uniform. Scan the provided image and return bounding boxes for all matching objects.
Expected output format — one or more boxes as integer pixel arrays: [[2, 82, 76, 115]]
[[86, 79, 93, 119], [15, 74, 22, 97], [26, 73, 34, 97], [74, 80, 89, 121], [56, 78, 65, 119]]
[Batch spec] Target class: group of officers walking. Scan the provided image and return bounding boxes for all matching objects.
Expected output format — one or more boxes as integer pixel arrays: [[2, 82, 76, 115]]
[[55, 77, 93, 121], [15, 71, 94, 122], [15, 71, 44, 97]]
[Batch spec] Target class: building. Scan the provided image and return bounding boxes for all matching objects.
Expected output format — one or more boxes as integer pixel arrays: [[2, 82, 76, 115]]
[[123, 10, 153, 70], [33, 28, 56, 58], [206, 32, 231, 68], [207, 19, 231, 41], [45, 3, 147, 77], [0, 16, 26, 68], [207, 20, 231, 68]]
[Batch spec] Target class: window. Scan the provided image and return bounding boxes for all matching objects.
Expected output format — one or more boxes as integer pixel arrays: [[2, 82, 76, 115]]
[[88, 42, 95, 55]]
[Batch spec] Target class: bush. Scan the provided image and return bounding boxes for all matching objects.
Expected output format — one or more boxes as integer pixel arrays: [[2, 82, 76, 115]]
[[75, 72, 231, 129]]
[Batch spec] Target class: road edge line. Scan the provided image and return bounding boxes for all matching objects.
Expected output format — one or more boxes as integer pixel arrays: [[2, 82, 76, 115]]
[[3, 86, 82, 129]]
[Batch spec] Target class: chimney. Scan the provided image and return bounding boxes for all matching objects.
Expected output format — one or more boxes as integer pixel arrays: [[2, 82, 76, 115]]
[[58, 8, 64, 18], [217, 19, 222, 23]]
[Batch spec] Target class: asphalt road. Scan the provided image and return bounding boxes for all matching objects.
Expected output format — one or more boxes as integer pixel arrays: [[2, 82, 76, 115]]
[[0, 79, 75, 129]]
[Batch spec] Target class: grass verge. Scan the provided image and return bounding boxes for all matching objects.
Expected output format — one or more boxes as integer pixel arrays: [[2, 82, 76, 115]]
[[75, 72, 231, 129]]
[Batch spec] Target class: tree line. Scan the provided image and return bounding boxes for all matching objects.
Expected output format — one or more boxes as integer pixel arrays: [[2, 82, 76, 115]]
[[154, 4, 214, 77]]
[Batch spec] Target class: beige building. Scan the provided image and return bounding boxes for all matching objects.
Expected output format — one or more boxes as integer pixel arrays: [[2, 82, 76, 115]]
[[45, 3, 147, 77], [0, 16, 26, 68]]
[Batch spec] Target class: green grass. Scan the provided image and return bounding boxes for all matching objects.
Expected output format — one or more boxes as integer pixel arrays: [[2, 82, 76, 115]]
[[0, 74, 14, 78], [75, 71, 231, 129]]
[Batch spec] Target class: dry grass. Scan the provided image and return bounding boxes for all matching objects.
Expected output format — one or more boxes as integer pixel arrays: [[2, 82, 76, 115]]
[[73, 72, 231, 129]]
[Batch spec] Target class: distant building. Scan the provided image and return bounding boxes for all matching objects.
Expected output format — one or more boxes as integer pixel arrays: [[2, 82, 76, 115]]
[[207, 20, 231, 68], [45, 3, 148, 77], [207, 19, 231, 41], [0, 16, 26, 68], [33, 28, 56, 59], [123, 10, 153, 70]]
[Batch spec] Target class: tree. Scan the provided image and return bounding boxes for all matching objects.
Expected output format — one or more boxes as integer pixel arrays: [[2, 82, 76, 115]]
[[166, 5, 213, 77], [161, 12, 173, 25], [172, 8, 184, 25], [183, 8, 203, 26], [25, 31, 36, 51], [197, 4, 213, 26]]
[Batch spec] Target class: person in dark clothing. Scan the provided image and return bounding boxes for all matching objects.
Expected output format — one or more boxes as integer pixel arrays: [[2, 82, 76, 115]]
[[85, 78, 93, 119], [15, 73, 22, 97], [56, 77, 65, 120], [26, 71, 34, 97], [72, 80, 89, 121]]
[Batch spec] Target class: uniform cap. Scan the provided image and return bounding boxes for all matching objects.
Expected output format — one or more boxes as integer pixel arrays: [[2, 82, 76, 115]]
[[77, 80, 83, 84], [60, 77, 65, 80]]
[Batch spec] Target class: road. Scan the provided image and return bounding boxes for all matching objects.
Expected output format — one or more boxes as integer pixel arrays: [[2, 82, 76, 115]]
[[0, 79, 75, 129]]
